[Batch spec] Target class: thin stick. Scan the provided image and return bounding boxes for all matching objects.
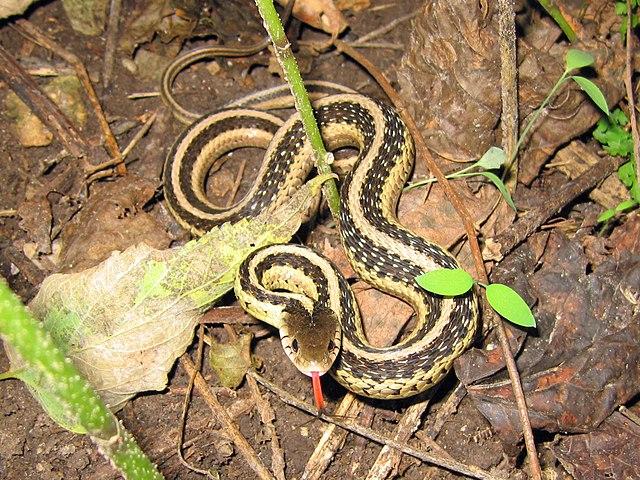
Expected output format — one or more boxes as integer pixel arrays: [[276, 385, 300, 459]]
[[0, 44, 89, 160], [496, 1, 541, 477], [302, 393, 362, 479], [625, 0, 640, 189], [16, 19, 126, 175], [180, 358, 275, 480], [176, 326, 215, 478], [224, 325, 286, 480], [490, 154, 627, 257], [249, 371, 505, 480], [364, 397, 432, 480], [324, 9, 419, 58], [85, 112, 157, 175], [498, 0, 519, 185], [333, 38, 541, 476], [102, 0, 122, 89]]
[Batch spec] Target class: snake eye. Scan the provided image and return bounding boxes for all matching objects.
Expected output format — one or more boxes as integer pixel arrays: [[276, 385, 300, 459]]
[[291, 339, 299, 353]]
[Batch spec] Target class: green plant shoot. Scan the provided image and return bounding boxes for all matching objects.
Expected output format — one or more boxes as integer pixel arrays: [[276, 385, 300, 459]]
[[407, 49, 609, 212]]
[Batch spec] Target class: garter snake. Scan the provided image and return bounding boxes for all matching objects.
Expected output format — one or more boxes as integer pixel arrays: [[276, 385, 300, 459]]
[[162, 55, 478, 399]]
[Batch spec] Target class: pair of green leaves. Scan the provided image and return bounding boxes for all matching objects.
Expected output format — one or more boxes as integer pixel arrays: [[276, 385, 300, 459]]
[[415, 269, 536, 328], [564, 49, 610, 117]]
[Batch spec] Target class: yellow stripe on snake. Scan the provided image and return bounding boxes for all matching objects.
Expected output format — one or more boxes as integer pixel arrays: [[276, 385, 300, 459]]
[[162, 75, 478, 399]]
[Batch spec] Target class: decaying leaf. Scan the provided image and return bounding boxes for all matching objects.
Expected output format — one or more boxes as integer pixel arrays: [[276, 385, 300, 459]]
[[61, 0, 109, 36], [552, 411, 640, 480], [209, 333, 254, 389], [5, 175, 329, 428], [460, 232, 640, 445], [276, 0, 348, 35], [0, 0, 40, 19], [58, 175, 170, 273], [398, 2, 625, 183]]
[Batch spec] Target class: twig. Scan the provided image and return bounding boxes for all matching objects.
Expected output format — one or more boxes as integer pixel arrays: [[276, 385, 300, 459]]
[[85, 112, 157, 176], [102, 0, 122, 89], [498, 0, 519, 185], [226, 159, 247, 207], [16, 19, 126, 175], [324, 9, 419, 58], [425, 383, 467, 439], [224, 325, 286, 480], [247, 377, 286, 480], [301, 40, 403, 51], [0, 44, 90, 161], [302, 393, 362, 480], [365, 396, 432, 480], [180, 357, 275, 480], [249, 371, 505, 480], [619, 405, 640, 426], [496, 1, 542, 478], [625, 0, 640, 189], [176, 326, 215, 478], [489, 154, 627, 258], [332, 38, 541, 477]]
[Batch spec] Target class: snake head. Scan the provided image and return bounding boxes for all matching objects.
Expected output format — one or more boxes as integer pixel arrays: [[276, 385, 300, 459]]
[[280, 304, 342, 377]]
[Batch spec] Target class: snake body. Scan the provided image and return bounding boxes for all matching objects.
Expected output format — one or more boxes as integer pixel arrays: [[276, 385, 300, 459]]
[[162, 54, 478, 399]]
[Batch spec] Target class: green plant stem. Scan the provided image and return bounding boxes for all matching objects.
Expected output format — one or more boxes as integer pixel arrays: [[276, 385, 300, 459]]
[[510, 71, 569, 165], [254, 0, 341, 218], [536, 0, 577, 42], [0, 281, 163, 480]]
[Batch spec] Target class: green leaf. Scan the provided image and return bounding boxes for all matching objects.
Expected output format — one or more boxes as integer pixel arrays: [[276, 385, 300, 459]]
[[616, 2, 627, 15], [476, 146, 507, 170], [571, 76, 610, 116], [565, 49, 595, 71], [618, 160, 636, 188], [415, 268, 474, 296], [458, 171, 517, 211], [485, 283, 536, 328], [610, 108, 629, 126], [209, 333, 254, 389], [597, 208, 616, 223], [615, 199, 638, 212], [630, 183, 640, 204]]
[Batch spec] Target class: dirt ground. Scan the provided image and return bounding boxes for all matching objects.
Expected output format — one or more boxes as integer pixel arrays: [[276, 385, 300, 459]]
[[1, 1, 640, 479]]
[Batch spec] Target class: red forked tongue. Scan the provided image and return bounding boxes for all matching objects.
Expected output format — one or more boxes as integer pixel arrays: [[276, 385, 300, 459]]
[[311, 371, 325, 411]]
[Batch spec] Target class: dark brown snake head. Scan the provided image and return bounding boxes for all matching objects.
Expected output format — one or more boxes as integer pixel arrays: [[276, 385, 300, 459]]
[[280, 304, 342, 377]]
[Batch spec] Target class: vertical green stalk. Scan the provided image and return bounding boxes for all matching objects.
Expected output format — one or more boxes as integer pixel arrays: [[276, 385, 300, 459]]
[[254, 0, 341, 217], [510, 70, 569, 165], [0, 281, 163, 480]]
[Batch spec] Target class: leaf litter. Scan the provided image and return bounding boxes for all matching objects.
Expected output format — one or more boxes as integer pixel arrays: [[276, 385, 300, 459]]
[[4, 175, 328, 425], [2, 0, 640, 478]]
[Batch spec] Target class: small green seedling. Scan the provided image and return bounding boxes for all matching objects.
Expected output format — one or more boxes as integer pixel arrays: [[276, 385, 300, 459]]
[[406, 147, 516, 211], [592, 108, 639, 222], [407, 49, 609, 213], [415, 269, 536, 328]]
